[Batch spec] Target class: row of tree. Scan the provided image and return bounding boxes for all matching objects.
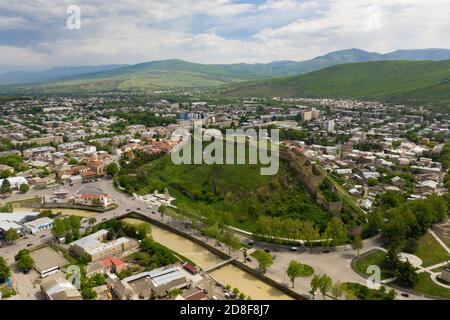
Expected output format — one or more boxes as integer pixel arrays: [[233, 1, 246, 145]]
[[51, 216, 82, 243], [382, 194, 449, 248], [254, 215, 350, 247]]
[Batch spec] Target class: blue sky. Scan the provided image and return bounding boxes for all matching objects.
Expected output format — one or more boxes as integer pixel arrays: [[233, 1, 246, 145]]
[[0, 0, 449, 72]]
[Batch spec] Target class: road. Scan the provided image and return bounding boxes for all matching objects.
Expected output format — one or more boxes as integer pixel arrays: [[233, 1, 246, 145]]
[[1, 179, 431, 300]]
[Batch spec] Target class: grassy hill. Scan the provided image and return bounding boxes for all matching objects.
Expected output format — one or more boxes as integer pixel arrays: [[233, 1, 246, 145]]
[[221, 60, 450, 106], [0, 59, 274, 94], [115, 152, 331, 232], [3, 49, 450, 94]]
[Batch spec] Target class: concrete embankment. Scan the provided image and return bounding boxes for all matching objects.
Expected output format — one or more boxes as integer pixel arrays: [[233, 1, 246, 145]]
[[128, 212, 307, 300]]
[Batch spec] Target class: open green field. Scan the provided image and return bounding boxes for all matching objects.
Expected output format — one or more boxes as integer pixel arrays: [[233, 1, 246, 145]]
[[413, 232, 450, 267], [116, 152, 331, 232], [413, 273, 450, 300], [354, 250, 395, 280]]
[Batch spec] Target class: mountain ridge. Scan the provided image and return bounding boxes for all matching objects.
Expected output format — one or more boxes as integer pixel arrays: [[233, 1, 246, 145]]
[[2, 48, 450, 94], [219, 59, 450, 107]]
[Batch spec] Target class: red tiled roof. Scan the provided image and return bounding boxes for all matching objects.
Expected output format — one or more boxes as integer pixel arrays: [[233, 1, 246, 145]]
[[102, 256, 125, 268], [110, 257, 125, 267], [102, 257, 113, 268]]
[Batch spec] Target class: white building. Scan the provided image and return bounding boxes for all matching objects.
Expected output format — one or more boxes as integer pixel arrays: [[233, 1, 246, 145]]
[[325, 120, 335, 133], [0, 176, 28, 189], [24, 217, 54, 234]]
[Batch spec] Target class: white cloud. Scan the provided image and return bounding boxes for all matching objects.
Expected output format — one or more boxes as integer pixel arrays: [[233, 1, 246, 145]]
[[0, 0, 449, 71], [0, 16, 30, 29]]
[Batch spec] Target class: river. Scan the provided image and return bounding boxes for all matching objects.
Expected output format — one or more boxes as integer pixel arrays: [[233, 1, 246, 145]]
[[122, 217, 293, 300]]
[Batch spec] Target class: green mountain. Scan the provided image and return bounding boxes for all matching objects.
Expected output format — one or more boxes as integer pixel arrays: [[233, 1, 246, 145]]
[[221, 60, 450, 105], [2, 48, 450, 94], [0, 59, 273, 94]]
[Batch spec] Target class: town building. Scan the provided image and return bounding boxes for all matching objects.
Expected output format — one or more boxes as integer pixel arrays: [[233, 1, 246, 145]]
[[41, 274, 82, 300], [70, 230, 131, 262], [24, 217, 54, 234]]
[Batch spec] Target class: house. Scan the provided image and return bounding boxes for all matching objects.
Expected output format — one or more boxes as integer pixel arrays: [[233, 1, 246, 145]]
[[69, 175, 83, 185], [107, 273, 138, 300], [123, 265, 189, 298], [23, 217, 54, 234], [0, 176, 28, 190], [70, 230, 131, 262], [415, 180, 438, 194], [391, 176, 407, 188], [73, 186, 113, 208], [0, 211, 39, 238], [362, 172, 380, 180], [41, 274, 82, 300], [361, 199, 373, 211], [86, 256, 126, 277], [31, 247, 70, 278]]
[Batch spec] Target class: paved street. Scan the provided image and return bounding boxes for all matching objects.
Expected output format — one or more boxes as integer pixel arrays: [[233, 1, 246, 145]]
[[1, 179, 431, 300]]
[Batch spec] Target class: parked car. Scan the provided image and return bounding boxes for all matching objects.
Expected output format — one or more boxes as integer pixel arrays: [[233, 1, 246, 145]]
[[401, 293, 410, 298], [246, 257, 252, 262], [248, 240, 255, 246], [27, 243, 33, 247], [290, 247, 299, 252], [264, 249, 271, 253], [322, 249, 331, 254], [40, 235, 46, 238]]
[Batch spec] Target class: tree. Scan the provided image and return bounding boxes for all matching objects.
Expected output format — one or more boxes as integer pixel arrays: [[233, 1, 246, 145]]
[[5, 228, 19, 244], [385, 246, 401, 271], [352, 235, 363, 257], [367, 178, 378, 187], [136, 223, 151, 240], [106, 162, 120, 177], [287, 261, 302, 288], [0, 178, 11, 194], [324, 217, 348, 247], [81, 287, 97, 300], [366, 210, 384, 236], [395, 260, 419, 288], [318, 274, 333, 300], [88, 217, 97, 226], [52, 219, 66, 238], [159, 205, 167, 221], [253, 250, 273, 273], [310, 274, 321, 299], [17, 254, 34, 271], [14, 249, 30, 262], [331, 281, 344, 299], [19, 183, 29, 193], [223, 229, 240, 253], [0, 256, 11, 282]]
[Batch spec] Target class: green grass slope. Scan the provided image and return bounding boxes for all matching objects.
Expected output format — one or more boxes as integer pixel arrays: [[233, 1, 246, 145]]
[[221, 60, 450, 106], [116, 154, 331, 232]]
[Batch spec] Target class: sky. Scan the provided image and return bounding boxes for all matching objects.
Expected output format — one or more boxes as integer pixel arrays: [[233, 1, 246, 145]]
[[0, 0, 449, 72]]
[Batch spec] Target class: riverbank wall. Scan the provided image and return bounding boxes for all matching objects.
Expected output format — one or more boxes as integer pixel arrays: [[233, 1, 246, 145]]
[[129, 211, 308, 300]]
